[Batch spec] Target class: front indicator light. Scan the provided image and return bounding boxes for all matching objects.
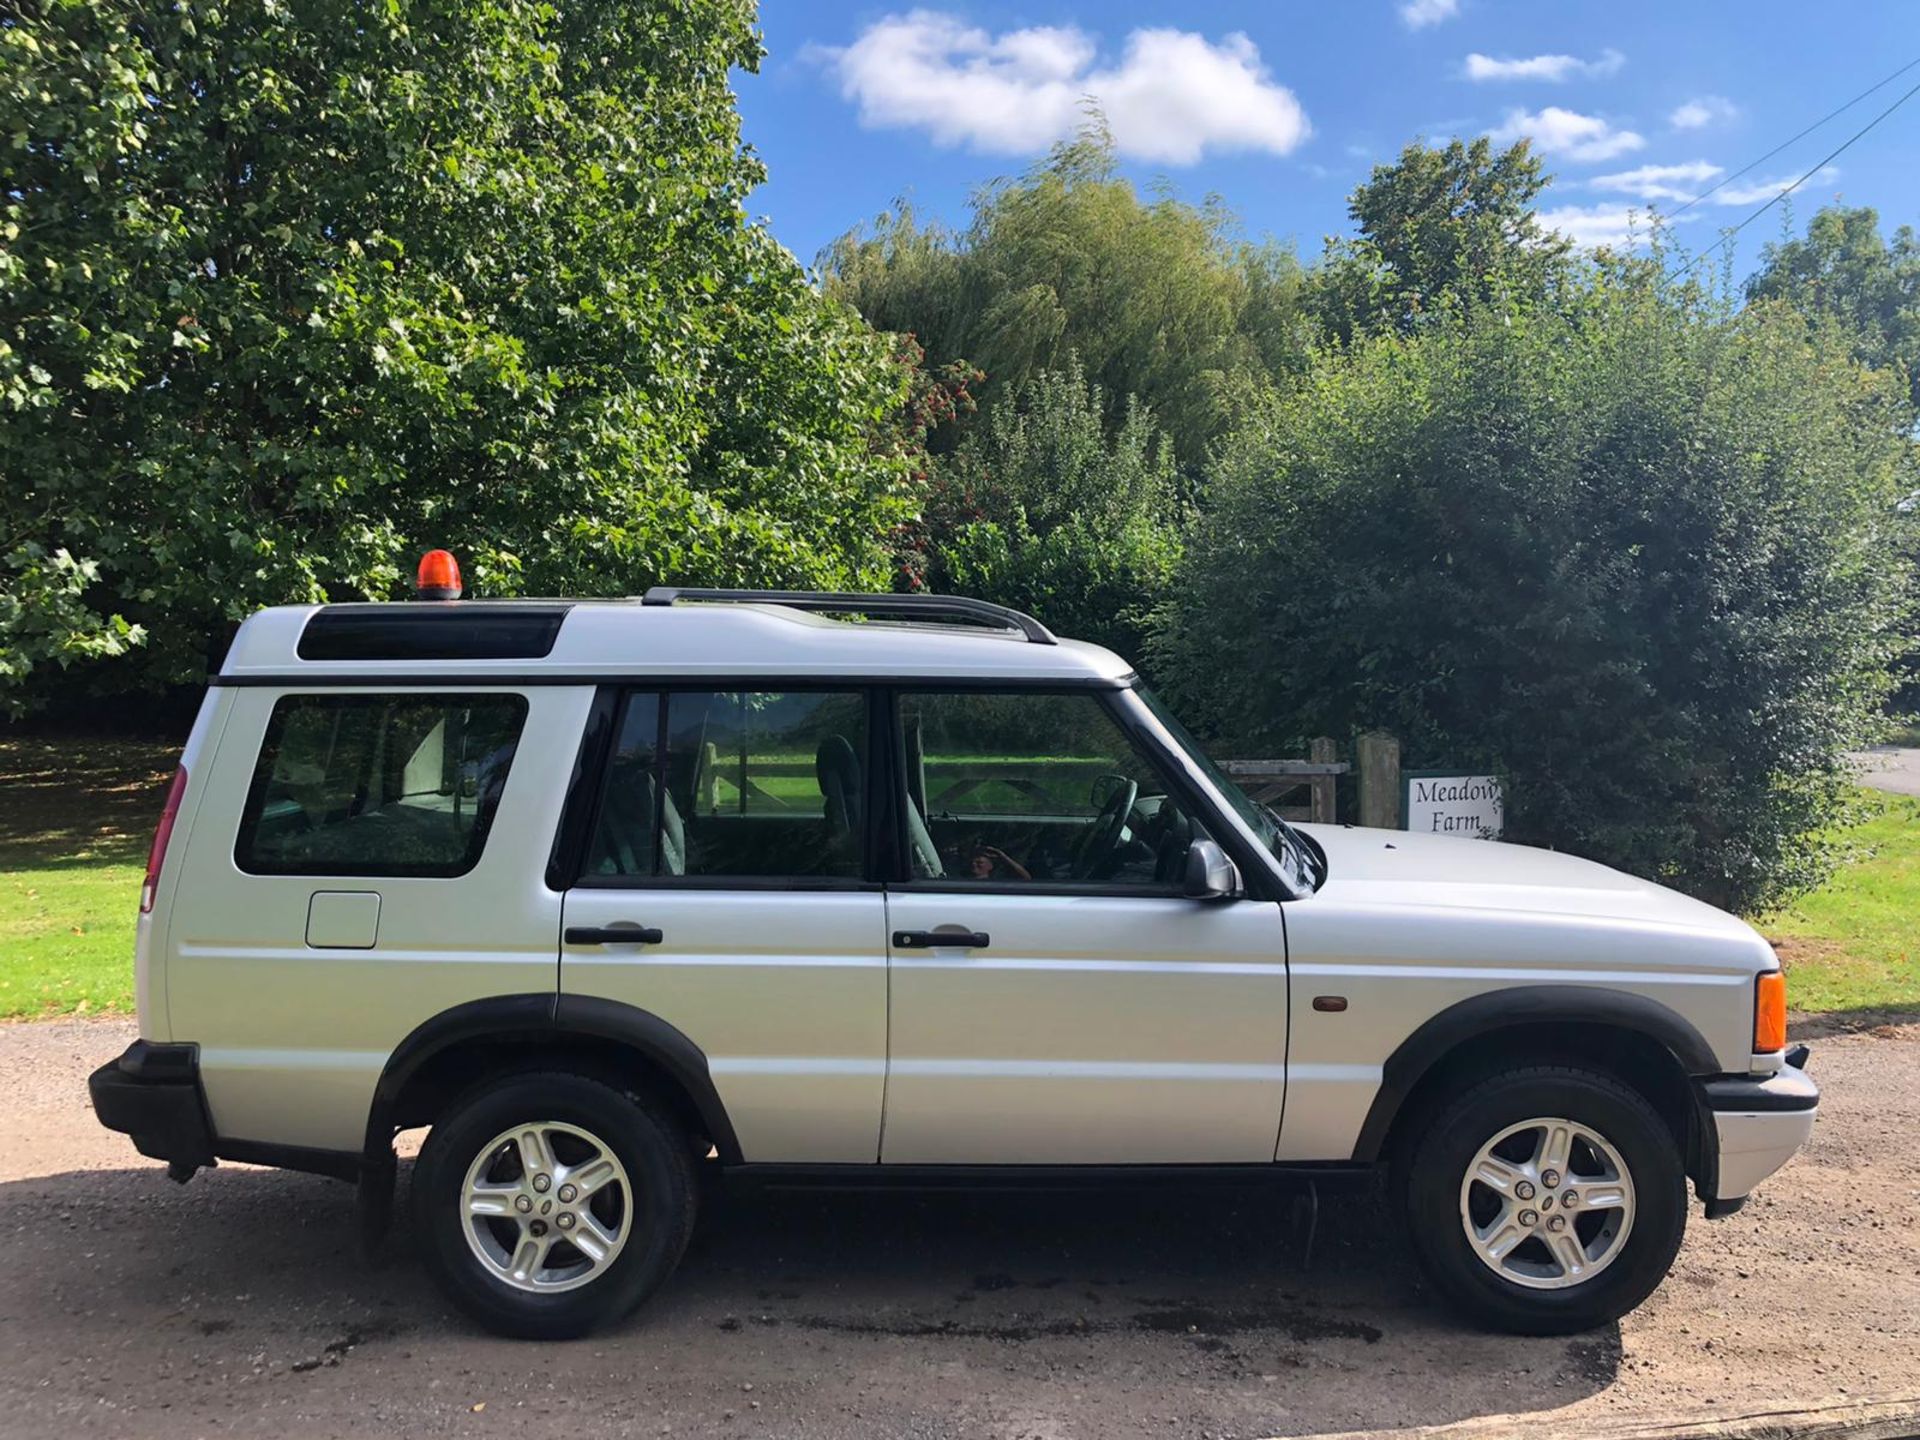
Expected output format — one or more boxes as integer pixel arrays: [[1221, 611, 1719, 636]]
[[1754, 971, 1787, 1054]]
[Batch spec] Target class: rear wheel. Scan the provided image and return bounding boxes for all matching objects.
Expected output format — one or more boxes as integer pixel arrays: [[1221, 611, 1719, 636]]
[[1399, 1065, 1686, 1334], [412, 1072, 696, 1339]]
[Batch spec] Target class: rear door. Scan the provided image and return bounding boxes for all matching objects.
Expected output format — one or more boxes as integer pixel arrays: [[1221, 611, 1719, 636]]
[[164, 685, 580, 1153], [559, 686, 889, 1164]]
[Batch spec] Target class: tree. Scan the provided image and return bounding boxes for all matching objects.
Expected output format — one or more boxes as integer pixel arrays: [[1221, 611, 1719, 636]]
[[1747, 205, 1920, 417], [1156, 272, 1914, 912], [0, 0, 911, 703], [821, 128, 1311, 462], [916, 363, 1184, 660], [1314, 138, 1572, 341]]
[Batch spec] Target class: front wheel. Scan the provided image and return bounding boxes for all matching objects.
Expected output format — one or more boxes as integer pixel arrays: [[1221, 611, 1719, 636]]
[[1399, 1065, 1686, 1335], [412, 1072, 697, 1338]]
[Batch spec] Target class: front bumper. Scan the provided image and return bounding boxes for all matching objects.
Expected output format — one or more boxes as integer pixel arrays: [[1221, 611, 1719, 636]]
[[88, 1040, 216, 1179], [1697, 1047, 1819, 1211]]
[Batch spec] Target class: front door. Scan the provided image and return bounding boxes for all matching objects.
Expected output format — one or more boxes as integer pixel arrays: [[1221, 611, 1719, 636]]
[[560, 686, 889, 1164], [880, 687, 1290, 1165]]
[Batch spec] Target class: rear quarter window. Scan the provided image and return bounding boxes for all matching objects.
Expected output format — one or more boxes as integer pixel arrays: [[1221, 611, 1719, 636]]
[[235, 693, 528, 877]]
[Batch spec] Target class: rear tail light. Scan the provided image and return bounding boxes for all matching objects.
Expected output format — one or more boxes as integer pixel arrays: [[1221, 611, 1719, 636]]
[[1753, 970, 1787, 1054], [141, 766, 188, 915]]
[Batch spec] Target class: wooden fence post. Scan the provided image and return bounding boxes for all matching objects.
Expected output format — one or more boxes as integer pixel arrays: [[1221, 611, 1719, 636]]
[[1308, 736, 1338, 822], [1356, 731, 1402, 831]]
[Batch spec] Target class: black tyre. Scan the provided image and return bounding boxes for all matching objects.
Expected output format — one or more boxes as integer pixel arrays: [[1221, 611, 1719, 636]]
[[1398, 1065, 1686, 1335], [412, 1071, 697, 1339]]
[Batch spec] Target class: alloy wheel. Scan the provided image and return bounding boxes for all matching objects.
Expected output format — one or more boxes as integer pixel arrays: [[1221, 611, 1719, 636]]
[[1457, 1115, 1636, 1290]]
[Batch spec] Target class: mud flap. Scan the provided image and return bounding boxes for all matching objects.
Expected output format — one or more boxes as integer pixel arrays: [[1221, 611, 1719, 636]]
[[356, 1154, 396, 1265]]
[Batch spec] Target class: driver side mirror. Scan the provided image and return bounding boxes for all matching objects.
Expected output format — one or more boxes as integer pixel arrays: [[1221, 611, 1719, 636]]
[[1182, 838, 1239, 901]]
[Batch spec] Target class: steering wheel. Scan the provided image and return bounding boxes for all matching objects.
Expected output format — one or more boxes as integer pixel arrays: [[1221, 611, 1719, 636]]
[[1071, 776, 1139, 880]]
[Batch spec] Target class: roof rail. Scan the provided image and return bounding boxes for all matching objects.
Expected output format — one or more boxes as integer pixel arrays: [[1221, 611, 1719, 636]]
[[639, 587, 1058, 645]]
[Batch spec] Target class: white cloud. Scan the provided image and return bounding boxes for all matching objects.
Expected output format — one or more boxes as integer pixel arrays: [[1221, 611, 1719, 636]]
[[1400, 0, 1460, 29], [1539, 203, 1654, 249], [1713, 166, 1837, 205], [812, 12, 1310, 165], [1464, 49, 1624, 83], [1670, 95, 1738, 130], [1591, 160, 1721, 202], [1490, 106, 1644, 162]]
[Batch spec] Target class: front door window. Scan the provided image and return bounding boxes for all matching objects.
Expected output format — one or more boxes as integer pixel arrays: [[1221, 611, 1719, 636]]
[[896, 690, 1206, 888]]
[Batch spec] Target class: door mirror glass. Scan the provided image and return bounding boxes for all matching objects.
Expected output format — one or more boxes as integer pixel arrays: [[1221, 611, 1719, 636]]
[[1183, 838, 1239, 900]]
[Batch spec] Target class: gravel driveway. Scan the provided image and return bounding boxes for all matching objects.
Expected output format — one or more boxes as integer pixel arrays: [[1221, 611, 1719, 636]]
[[2, 1018, 1916, 1440], [1853, 746, 1920, 797]]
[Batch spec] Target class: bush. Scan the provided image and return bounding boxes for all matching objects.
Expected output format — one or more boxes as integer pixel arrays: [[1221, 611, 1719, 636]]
[[917, 363, 1184, 661], [1155, 274, 1916, 912]]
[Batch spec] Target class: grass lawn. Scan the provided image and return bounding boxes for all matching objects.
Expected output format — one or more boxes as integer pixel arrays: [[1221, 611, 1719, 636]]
[[1764, 789, 1920, 1019], [0, 736, 176, 1019]]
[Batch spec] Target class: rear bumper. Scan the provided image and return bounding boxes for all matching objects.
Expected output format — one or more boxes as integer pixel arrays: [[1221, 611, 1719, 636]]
[[88, 1040, 216, 1177], [1697, 1049, 1819, 1208]]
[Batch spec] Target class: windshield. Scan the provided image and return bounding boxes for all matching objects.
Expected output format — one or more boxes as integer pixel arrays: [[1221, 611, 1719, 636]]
[[1133, 686, 1323, 893]]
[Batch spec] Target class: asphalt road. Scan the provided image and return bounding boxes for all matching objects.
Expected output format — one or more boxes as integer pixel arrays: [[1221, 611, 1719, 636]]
[[1853, 747, 1920, 797], [2, 1018, 1916, 1440]]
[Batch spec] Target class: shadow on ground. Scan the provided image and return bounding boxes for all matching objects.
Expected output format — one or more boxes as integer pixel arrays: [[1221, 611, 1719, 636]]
[[0, 1160, 1619, 1438]]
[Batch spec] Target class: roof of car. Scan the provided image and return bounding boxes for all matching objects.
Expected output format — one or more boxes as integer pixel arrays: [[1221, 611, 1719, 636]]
[[218, 597, 1136, 685]]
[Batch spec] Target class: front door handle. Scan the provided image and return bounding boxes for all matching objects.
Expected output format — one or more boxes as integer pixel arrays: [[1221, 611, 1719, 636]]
[[565, 924, 664, 946], [893, 929, 990, 950]]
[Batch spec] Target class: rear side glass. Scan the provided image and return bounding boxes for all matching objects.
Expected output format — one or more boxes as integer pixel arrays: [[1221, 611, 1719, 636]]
[[235, 693, 528, 877]]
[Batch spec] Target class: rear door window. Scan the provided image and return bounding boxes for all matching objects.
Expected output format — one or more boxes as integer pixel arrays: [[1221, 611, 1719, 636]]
[[235, 693, 527, 877], [582, 689, 869, 882]]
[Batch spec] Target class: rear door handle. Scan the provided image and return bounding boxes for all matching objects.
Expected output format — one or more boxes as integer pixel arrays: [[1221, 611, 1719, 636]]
[[892, 929, 990, 950], [565, 925, 664, 946]]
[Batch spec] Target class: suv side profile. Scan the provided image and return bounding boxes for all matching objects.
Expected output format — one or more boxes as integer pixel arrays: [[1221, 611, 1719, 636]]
[[90, 578, 1818, 1339]]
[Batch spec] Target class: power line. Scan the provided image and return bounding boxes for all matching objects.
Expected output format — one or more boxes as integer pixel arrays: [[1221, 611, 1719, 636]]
[[1662, 72, 1920, 285], [1667, 54, 1920, 219]]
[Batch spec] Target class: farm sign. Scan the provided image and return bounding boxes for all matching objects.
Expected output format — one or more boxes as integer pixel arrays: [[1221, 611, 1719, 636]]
[[1403, 772, 1504, 839]]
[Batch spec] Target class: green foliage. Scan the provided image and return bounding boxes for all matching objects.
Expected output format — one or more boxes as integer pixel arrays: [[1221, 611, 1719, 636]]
[[1157, 272, 1915, 912], [1748, 205, 1920, 417], [918, 363, 1184, 660], [1748, 208, 1920, 717], [1314, 138, 1573, 342], [1765, 790, 1920, 1016], [1, 0, 912, 701], [822, 128, 1311, 461]]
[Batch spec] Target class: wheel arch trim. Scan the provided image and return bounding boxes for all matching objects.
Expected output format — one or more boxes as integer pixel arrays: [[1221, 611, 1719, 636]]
[[363, 993, 743, 1166], [1349, 984, 1719, 1163]]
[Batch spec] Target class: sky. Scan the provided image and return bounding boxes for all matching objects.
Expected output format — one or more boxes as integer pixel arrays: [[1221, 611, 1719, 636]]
[[736, 1, 1920, 281]]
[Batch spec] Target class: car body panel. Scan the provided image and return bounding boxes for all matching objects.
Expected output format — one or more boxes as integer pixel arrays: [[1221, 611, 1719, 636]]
[[558, 889, 888, 1164], [879, 892, 1289, 1164], [1275, 824, 1774, 1162], [160, 684, 586, 1151]]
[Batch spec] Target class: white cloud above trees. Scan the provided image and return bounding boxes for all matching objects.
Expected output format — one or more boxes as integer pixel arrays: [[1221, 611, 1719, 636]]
[[1400, 0, 1461, 29], [811, 12, 1310, 165], [1465, 49, 1624, 83], [1591, 160, 1722, 201], [1490, 106, 1645, 162], [1670, 96, 1738, 130]]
